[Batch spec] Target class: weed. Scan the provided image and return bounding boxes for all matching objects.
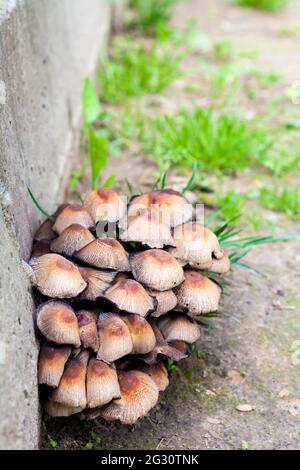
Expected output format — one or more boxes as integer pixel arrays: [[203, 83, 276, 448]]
[[213, 39, 235, 61], [278, 22, 300, 37], [215, 191, 246, 222], [88, 126, 108, 189], [47, 434, 58, 449], [130, 0, 176, 33], [151, 107, 272, 173], [166, 358, 179, 373], [82, 78, 102, 126], [234, 0, 290, 11], [241, 440, 251, 450], [98, 38, 182, 103], [258, 187, 300, 220]]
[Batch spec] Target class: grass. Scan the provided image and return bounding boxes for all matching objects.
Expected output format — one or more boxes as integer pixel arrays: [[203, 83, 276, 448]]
[[258, 187, 300, 220], [234, 0, 290, 11], [150, 107, 272, 173], [98, 38, 182, 103], [130, 0, 176, 33]]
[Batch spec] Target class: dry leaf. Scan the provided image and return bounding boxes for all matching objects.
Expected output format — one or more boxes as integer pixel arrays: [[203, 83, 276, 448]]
[[235, 404, 255, 412], [279, 389, 290, 398]]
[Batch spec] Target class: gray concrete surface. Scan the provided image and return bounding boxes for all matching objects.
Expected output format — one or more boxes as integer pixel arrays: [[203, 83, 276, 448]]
[[0, 0, 122, 450]]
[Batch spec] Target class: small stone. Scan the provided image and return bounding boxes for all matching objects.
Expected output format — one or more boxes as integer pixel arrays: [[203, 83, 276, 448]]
[[276, 289, 285, 297], [279, 389, 290, 398], [272, 299, 281, 308], [235, 404, 255, 412]]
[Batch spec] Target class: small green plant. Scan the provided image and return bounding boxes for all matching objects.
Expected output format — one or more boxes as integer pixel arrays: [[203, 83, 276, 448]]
[[151, 107, 272, 173], [88, 126, 108, 189], [241, 440, 251, 450], [47, 434, 58, 449], [130, 0, 176, 33], [213, 39, 235, 61], [166, 358, 179, 373], [98, 39, 182, 103], [82, 78, 102, 126], [258, 187, 300, 220], [234, 0, 290, 11]]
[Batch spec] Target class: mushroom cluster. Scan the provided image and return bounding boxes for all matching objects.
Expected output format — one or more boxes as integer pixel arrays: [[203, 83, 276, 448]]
[[28, 187, 230, 424]]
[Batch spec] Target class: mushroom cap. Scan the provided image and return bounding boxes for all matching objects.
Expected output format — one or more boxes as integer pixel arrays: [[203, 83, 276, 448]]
[[34, 219, 56, 242], [97, 313, 133, 363], [123, 315, 156, 354], [156, 312, 201, 343], [78, 267, 117, 301], [83, 188, 126, 223], [207, 252, 231, 274], [131, 249, 185, 291], [77, 310, 99, 352], [168, 223, 223, 269], [87, 358, 121, 408], [119, 207, 174, 248], [50, 224, 95, 256], [100, 370, 159, 424], [31, 239, 52, 259], [38, 344, 71, 387], [175, 270, 221, 315], [169, 340, 188, 354], [29, 254, 87, 298], [44, 400, 83, 417], [136, 362, 169, 391], [50, 350, 89, 408], [74, 238, 130, 271], [104, 278, 156, 317], [36, 301, 81, 347], [52, 204, 94, 234], [129, 189, 192, 227], [149, 289, 178, 317]]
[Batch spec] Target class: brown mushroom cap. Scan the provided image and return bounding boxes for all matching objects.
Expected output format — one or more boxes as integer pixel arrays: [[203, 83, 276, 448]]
[[29, 254, 87, 298], [175, 270, 221, 315], [207, 252, 231, 274], [83, 188, 126, 223], [87, 358, 121, 408], [97, 313, 133, 363], [50, 350, 89, 408], [31, 239, 52, 259], [129, 189, 192, 227], [136, 362, 169, 391], [156, 312, 201, 343], [34, 219, 56, 242], [38, 344, 71, 387], [104, 278, 155, 317], [77, 310, 99, 352], [44, 400, 84, 417], [123, 315, 156, 354], [149, 289, 178, 317], [74, 238, 130, 271], [131, 249, 185, 291], [36, 301, 81, 347], [100, 370, 159, 424], [52, 204, 94, 234], [78, 267, 117, 301], [168, 223, 223, 270], [169, 340, 188, 354], [119, 207, 174, 248], [50, 224, 95, 256]]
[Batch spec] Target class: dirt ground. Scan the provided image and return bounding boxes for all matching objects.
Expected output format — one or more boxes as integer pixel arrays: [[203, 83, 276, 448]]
[[42, 0, 300, 450]]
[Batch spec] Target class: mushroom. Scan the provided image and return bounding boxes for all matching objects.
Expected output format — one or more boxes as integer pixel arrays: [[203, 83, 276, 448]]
[[50, 350, 89, 408], [31, 239, 52, 259], [207, 252, 231, 274], [78, 267, 117, 301], [44, 400, 83, 417], [149, 289, 178, 317], [100, 370, 159, 424], [83, 188, 126, 224], [128, 189, 192, 227], [74, 238, 130, 271], [34, 219, 56, 242], [50, 224, 95, 256], [131, 249, 185, 291], [28, 254, 87, 298], [52, 204, 94, 234], [136, 362, 169, 391], [104, 277, 156, 317], [168, 223, 223, 270], [156, 312, 201, 343], [175, 270, 221, 315], [142, 320, 188, 364], [123, 315, 156, 354], [169, 340, 188, 355], [119, 207, 174, 248], [97, 313, 133, 363], [77, 310, 99, 352], [36, 301, 81, 347], [86, 358, 121, 408], [38, 343, 71, 387]]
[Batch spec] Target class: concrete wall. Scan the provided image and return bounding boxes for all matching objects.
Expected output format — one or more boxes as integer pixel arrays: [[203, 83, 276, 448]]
[[0, 0, 122, 449]]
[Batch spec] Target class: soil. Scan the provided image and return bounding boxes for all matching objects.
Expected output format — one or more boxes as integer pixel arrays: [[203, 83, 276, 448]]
[[42, 0, 300, 450]]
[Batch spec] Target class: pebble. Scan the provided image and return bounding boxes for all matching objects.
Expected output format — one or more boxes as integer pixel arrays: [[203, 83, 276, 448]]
[[235, 404, 255, 412]]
